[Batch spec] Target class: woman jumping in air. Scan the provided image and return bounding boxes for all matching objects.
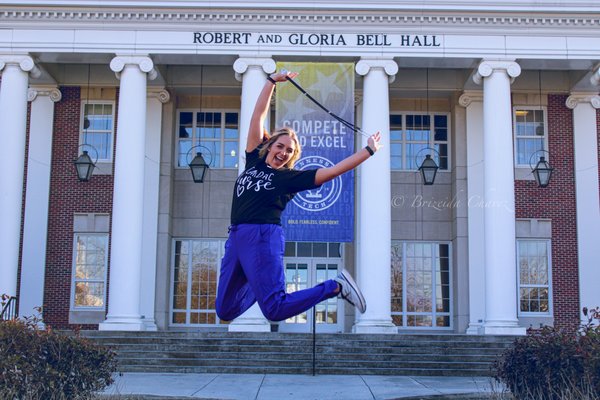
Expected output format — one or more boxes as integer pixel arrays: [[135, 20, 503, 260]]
[[215, 70, 381, 322]]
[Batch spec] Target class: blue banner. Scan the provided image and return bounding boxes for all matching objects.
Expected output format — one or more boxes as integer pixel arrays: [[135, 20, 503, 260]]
[[276, 62, 355, 242]]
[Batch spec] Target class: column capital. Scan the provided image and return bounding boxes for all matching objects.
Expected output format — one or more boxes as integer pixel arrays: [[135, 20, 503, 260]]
[[27, 85, 62, 103], [355, 58, 398, 83], [233, 57, 276, 82], [566, 92, 600, 109], [458, 91, 483, 107], [147, 87, 171, 104], [473, 60, 521, 85], [110, 55, 157, 81], [0, 54, 41, 79]]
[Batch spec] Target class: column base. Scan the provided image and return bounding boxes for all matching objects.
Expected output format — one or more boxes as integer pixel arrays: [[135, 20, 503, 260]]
[[142, 318, 158, 332], [352, 319, 397, 334], [99, 315, 146, 331], [481, 321, 526, 336], [228, 304, 270, 332], [466, 323, 483, 335], [228, 318, 271, 332]]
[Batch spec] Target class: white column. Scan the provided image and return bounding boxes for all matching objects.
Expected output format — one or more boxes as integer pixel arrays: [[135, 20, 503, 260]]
[[0, 55, 41, 299], [566, 93, 600, 324], [233, 57, 276, 174], [353, 58, 398, 334], [473, 60, 526, 335], [19, 86, 62, 321], [100, 56, 157, 331], [227, 57, 276, 332], [139, 88, 170, 331], [459, 91, 486, 334]]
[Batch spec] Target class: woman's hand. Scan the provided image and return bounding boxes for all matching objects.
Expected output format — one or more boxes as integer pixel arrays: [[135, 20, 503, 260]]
[[269, 70, 299, 82], [367, 132, 382, 153], [315, 131, 383, 185]]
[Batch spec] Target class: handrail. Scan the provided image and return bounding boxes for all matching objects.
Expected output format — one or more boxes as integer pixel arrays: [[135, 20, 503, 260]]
[[0, 296, 17, 321]]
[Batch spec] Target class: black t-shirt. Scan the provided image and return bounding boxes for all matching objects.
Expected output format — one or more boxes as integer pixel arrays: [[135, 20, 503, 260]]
[[230, 148, 320, 225]]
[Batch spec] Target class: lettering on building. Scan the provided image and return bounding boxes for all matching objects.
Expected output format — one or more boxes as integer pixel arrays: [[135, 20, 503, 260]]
[[193, 32, 442, 48]]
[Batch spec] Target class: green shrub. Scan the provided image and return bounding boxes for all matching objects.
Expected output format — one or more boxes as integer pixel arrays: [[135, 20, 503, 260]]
[[494, 307, 600, 400], [0, 311, 117, 400]]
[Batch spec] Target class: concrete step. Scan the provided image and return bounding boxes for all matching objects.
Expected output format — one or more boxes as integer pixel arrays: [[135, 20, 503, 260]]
[[81, 331, 512, 377], [82, 331, 514, 342], [114, 350, 501, 363]]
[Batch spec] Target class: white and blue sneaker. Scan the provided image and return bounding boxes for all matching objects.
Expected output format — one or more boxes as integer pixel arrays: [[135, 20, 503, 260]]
[[334, 269, 367, 313]]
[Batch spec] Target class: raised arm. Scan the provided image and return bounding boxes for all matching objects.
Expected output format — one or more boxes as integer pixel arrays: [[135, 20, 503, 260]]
[[246, 70, 298, 152], [315, 132, 381, 186]]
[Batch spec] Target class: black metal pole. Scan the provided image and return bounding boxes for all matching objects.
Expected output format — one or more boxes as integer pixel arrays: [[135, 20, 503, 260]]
[[312, 306, 316, 376]]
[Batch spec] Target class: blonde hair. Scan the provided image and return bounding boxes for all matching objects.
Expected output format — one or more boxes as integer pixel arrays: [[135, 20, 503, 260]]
[[258, 127, 302, 168]]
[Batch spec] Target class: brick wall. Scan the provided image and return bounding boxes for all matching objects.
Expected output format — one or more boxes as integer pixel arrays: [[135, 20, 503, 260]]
[[44, 86, 116, 329], [515, 94, 580, 330]]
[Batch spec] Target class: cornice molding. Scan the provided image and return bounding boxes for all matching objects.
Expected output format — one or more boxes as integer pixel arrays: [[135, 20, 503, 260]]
[[1, 8, 600, 30]]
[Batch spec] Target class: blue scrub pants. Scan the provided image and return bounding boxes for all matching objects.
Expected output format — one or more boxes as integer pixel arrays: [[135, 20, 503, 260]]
[[215, 224, 339, 322]]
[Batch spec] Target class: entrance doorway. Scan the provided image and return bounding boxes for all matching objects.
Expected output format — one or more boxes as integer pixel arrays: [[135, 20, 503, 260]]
[[278, 242, 344, 333]]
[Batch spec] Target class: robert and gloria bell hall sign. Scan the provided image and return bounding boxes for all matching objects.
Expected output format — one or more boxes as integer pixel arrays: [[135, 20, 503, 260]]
[[193, 32, 442, 48]]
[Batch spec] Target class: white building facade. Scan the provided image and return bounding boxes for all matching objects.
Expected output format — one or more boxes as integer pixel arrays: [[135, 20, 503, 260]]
[[1, 0, 599, 335]]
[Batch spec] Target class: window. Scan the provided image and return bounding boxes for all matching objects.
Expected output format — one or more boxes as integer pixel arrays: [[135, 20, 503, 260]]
[[80, 102, 115, 161], [177, 110, 239, 169], [391, 242, 452, 328], [284, 242, 341, 258], [390, 113, 449, 171], [517, 240, 552, 315], [285, 262, 309, 324], [71, 234, 108, 309], [514, 107, 548, 166], [171, 239, 228, 326]]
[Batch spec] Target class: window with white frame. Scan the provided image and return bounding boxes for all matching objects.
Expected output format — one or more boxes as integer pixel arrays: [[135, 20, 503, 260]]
[[513, 107, 548, 166], [80, 102, 115, 161], [71, 234, 108, 309], [391, 242, 452, 328], [171, 239, 229, 326], [177, 110, 239, 169], [517, 240, 552, 315], [389, 113, 449, 171]]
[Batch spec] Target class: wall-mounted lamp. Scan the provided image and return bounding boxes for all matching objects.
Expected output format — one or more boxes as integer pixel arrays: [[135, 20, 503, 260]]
[[74, 145, 98, 182], [416, 148, 440, 185], [530, 150, 553, 188], [187, 145, 213, 183]]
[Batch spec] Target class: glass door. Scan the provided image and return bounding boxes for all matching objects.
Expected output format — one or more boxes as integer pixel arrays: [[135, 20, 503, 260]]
[[279, 258, 342, 333]]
